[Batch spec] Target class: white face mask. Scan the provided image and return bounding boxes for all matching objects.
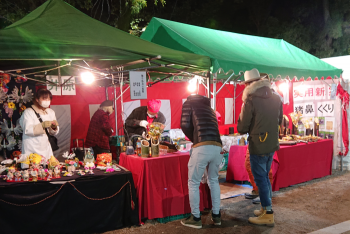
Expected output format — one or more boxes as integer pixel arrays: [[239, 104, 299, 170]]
[[147, 113, 156, 118], [40, 100, 50, 108]]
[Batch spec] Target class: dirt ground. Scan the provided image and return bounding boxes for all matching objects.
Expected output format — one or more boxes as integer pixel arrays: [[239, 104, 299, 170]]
[[104, 170, 350, 234]]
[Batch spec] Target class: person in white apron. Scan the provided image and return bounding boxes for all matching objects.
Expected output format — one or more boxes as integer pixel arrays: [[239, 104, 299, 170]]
[[20, 88, 59, 162]]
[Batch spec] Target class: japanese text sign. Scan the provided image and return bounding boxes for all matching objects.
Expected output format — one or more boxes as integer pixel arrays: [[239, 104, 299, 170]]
[[130, 71, 147, 100], [62, 76, 76, 95], [47, 76, 61, 96]]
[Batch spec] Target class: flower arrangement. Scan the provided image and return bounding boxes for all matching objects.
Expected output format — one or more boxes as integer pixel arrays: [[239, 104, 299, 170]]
[[289, 111, 302, 127]]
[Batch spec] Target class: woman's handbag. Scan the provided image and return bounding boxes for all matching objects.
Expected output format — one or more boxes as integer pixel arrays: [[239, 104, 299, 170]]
[[31, 107, 59, 151]]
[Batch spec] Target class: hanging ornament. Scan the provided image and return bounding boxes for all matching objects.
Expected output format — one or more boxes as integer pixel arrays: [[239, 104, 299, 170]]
[[3, 102, 15, 118], [0, 88, 7, 104], [19, 104, 27, 115], [15, 75, 27, 83], [8, 85, 33, 107], [1, 119, 22, 137], [0, 135, 17, 152], [0, 73, 11, 93]]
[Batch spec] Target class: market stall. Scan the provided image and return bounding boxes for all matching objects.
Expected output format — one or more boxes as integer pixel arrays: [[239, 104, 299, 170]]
[[226, 139, 333, 191], [0, 0, 215, 230]]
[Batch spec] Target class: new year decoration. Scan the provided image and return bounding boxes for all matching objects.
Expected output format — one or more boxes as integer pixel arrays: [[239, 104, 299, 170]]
[[62, 151, 76, 159], [8, 86, 33, 106], [1, 119, 22, 136], [0, 88, 8, 104]]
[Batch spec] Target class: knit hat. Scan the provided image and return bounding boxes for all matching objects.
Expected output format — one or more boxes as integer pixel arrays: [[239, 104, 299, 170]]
[[100, 100, 113, 107], [147, 99, 161, 113]]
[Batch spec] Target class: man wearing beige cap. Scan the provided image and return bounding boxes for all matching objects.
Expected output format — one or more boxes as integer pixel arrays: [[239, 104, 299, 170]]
[[86, 100, 114, 156], [237, 68, 282, 226]]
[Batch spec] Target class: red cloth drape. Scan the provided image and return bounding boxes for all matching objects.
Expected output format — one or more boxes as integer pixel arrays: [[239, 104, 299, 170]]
[[336, 84, 350, 156], [119, 152, 212, 221]]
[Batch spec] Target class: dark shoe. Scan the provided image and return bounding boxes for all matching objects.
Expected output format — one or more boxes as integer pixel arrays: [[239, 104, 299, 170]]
[[181, 215, 202, 229], [211, 211, 221, 226], [252, 197, 261, 204], [245, 191, 259, 199]]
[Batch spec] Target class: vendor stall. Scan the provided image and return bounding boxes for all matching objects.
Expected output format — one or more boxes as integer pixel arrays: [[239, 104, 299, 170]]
[[226, 139, 333, 191]]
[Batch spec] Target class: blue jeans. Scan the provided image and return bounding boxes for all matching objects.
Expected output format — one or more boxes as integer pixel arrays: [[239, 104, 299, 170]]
[[250, 152, 274, 210], [188, 145, 223, 218]]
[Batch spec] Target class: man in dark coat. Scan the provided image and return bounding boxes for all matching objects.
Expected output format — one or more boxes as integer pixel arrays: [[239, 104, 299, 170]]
[[86, 100, 114, 156], [237, 68, 283, 226], [125, 99, 166, 138], [180, 94, 222, 229]]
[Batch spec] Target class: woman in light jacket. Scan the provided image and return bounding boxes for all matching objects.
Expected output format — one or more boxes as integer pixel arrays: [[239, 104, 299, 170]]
[[20, 88, 59, 161]]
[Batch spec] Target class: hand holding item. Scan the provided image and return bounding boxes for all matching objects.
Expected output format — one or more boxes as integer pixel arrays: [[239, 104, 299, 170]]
[[42, 121, 52, 129], [51, 120, 59, 130], [139, 120, 148, 128]]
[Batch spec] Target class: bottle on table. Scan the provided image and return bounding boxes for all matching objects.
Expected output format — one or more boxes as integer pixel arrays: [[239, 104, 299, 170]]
[[136, 138, 141, 156]]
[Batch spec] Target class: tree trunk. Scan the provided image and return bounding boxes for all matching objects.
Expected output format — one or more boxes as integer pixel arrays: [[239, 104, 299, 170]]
[[323, 0, 330, 23]]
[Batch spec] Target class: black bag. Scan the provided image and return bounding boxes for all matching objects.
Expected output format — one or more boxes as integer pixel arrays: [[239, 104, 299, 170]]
[[31, 107, 59, 151], [72, 139, 85, 161]]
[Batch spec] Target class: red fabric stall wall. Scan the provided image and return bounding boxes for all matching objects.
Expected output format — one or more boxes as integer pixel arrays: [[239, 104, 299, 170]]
[[44, 80, 296, 145]]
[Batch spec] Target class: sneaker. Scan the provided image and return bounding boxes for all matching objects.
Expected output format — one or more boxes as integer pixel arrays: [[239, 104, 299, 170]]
[[211, 211, 221, 226], [245, 192, 259, 199], [252, 197, 261, 204], [181, 215, 202, 229]]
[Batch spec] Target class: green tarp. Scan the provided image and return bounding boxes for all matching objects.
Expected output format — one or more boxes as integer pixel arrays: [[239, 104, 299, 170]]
[[0, 0, 210, 76], [141, 17, 342, 80]]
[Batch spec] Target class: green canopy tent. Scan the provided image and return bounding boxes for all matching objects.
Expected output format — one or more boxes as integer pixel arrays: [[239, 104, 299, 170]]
[[141, 17, 343, 112], [0, 0, 212, 134], [141, 17, 342, 80], [0, 0, 211, 85]]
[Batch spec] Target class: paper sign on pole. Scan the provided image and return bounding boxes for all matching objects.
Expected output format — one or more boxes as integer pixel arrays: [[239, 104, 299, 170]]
[[46, 75, 61, 96], [330, 84, 337, 100], [129, 71, 147, 100], [62, 76, 76, 95]]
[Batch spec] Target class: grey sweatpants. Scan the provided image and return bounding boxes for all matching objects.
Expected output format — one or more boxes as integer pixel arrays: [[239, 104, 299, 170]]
[[188, 145, 223, 217]]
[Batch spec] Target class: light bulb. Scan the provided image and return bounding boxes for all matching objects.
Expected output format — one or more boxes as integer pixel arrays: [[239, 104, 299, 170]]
[[81, 72, 95, 84]]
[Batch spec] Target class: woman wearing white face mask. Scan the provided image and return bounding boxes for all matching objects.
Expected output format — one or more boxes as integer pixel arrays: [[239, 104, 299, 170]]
[[20, 88, 59, 161]]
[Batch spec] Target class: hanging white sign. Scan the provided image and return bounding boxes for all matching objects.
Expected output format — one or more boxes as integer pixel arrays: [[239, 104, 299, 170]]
[[62, 76, 76, 95], [46, 76, 61, 96], [316, 101, 335, 117], [129, 71, 147, 100]]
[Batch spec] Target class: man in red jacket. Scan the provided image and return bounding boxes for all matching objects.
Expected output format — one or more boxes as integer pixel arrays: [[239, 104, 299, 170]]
[[86, 100, 114, 157]]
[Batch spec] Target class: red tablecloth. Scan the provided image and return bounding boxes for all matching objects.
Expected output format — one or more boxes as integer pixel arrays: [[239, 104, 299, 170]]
[[119, 152, 212, 221], [226, 145, 279, 182], [226, 139, 333, 191]]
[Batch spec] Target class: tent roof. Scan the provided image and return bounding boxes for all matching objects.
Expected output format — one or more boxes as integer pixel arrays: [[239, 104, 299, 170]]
[[0, 0, 211, 79], [141, 17, 342, 80]]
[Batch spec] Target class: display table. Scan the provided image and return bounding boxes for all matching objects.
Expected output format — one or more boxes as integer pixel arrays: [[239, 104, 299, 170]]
[[119, 152, 212, 221], [226, 139, 333, 191], [0, 168, 138, 234]]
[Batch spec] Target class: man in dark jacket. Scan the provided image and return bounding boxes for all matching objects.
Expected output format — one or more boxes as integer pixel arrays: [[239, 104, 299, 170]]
[[180, 94, 223, 229], [125, 99, 166, 138], [237, 68, 283, 226]]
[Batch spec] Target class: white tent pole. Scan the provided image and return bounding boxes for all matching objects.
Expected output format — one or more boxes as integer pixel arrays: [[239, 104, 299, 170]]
[[213, 73, 217, 110], [234, 82, 236, 124], [105, 87, 109, 100]]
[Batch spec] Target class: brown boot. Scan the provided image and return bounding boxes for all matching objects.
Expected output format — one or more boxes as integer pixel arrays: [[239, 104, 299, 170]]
[[254, 207, 264, 217], [248, 209, 274, 226]]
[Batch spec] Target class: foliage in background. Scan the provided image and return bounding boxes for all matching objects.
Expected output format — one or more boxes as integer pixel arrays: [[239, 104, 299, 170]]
[[1, 0, 350, 58]]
